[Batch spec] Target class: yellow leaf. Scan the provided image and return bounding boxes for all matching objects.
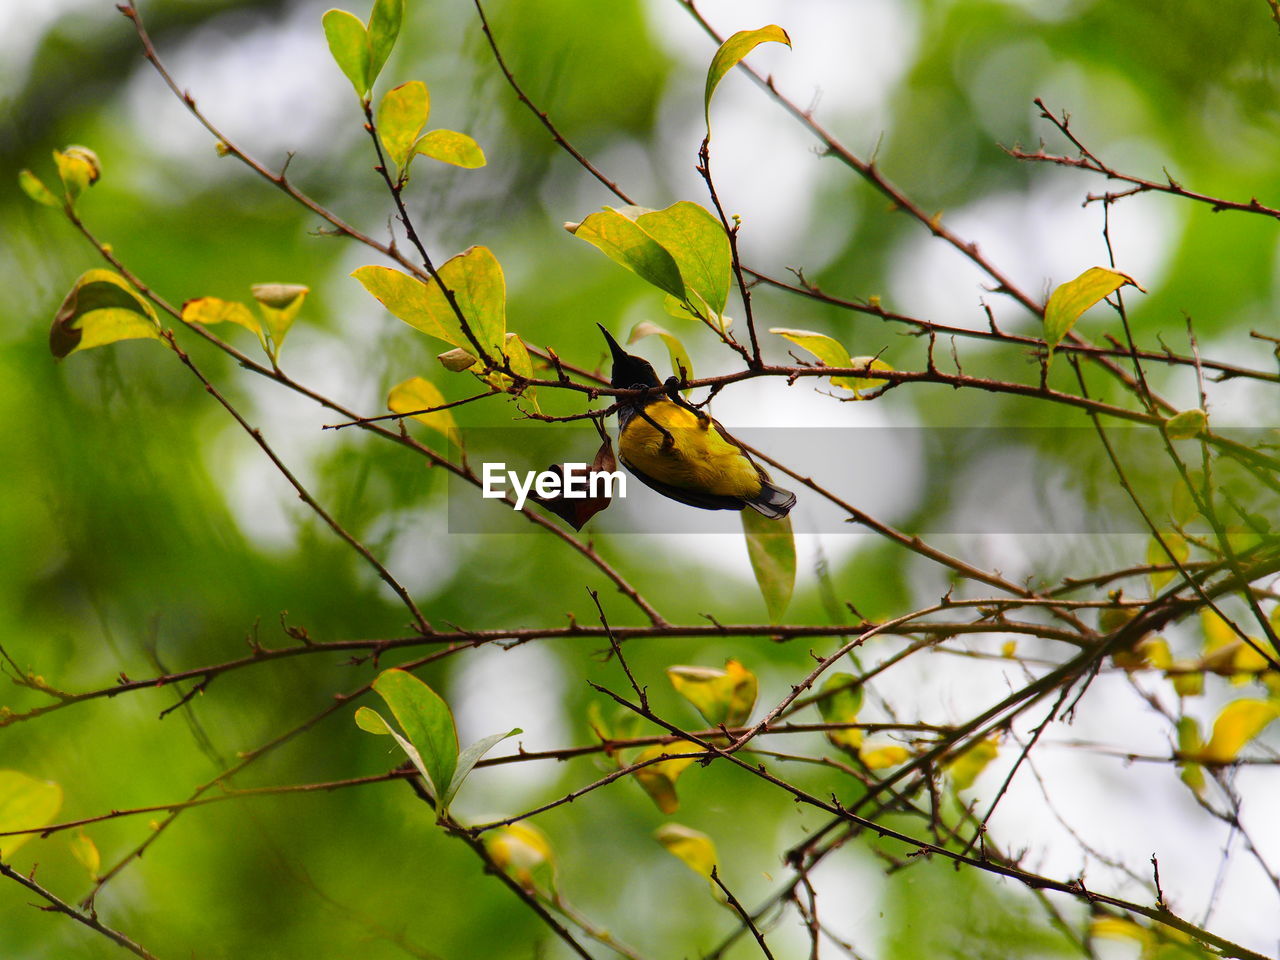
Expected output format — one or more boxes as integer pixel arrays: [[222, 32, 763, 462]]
[[377, 81, 430, 168], [655, 823, 717, 880], [1090, 916, 1153, 949], [631, 744, 697, 814], [946, 736, 999, 792], [667, 660, 758, 728], [1201, 699, 1280, 764], [68, 830, 100, 877], [18, 169, 61, 207], [860, 745, 909, 769], [704, 25, 791, 134], [387, 376, 455, 438], [181, 296, 264, 348], [1201, 609, 1236, 654], [487, 822, 555, 891], [1043, 266, 1143, 351], [1164, 408, 1207, 440], [1000, 640, 1018, 659], [414, 129, 486, 169], [53, 145, 101, 202], [0, 770, 63, 859]]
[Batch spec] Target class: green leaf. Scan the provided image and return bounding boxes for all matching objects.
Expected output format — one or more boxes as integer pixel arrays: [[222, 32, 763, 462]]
[[1176, 715, 1206, 795], [352, 246, 505, 359], [442, 728, 521, 809], [377, 81, 429, 168], [1148, 531, 1189, 593], [354, 705, 392, 734], [567, 208, 686, 302], [741, 508, 795, 622], [816, 672, 864, 752], [53, 146, 101, 202], [1164, 408, 1208, 440], [704, 26, 792, 134], [387, 376, 455, 437], [1202, 699, 1280, 763], [629, 321, 693, 387], [366, 0, 403, 87], [50, 269, 162, 359], [1043, 266, 1142, 351], [250, 283, 308, 362], [634, 202, 731, 318], [667, 660, 758, 728], [496, 333, 538, 410], [322, 9, 371, 97], [18, 169, 60, 207], [946, 736, 999, 792], [655, 823, 717, 880], [0, 770, 63, 859], [370, 668, 459, 806], [413, 129, 487, 169]]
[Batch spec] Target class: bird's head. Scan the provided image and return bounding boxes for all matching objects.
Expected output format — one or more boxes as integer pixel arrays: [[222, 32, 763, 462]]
[[598, 324, 661, 390]]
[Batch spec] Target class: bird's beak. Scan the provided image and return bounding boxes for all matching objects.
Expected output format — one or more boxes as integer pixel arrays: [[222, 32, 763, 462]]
[[597, 323, 631, 365]]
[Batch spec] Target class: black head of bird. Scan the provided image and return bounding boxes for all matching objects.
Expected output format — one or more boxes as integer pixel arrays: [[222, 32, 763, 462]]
[[596, 324, 796, 520], [599, 323, 660, 391]]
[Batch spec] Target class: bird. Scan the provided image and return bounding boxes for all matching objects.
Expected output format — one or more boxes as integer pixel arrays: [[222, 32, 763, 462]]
[[599, 324, 796, 519]]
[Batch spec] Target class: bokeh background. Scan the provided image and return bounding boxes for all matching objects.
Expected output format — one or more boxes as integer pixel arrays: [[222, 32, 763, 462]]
[[2, 0, 1278, 956]]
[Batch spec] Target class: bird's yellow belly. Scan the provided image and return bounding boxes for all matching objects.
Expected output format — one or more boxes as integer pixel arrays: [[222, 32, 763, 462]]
[[621, 401, 762, 498]]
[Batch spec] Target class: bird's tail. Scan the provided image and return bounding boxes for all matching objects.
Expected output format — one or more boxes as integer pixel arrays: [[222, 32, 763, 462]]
[[746, 479, 797, 519]]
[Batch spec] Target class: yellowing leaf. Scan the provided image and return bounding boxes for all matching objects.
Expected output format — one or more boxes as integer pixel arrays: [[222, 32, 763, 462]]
[[704, 25, 792, 134], [322, 8, 371, 98], [947, 736, 999, 792], [1164, 408, 1207, 440], [251, 283, 308, 362], [53, 145, 100, 202], [1201, 609, 1237, 654], [414, 129, 486, 169], [387, 376, 454, 438], [1090, 917, 1154, 949], [1176, 715, 1206, 795], [1171, 669, 1204, 698], [842, 356, 893, 397], [18, 169, 60, 207], [1043, 266, 1142, 351], [377, 81, 429, 168], [817, 672, 863, 753], [181, 296, 264, 348], [632, 744, 697, 814], [1201, 699, 1280, 764], [487, 822, 555, 891], [68, 830, 100, 877], [860, 745, 909, 769], [667, 660, 758, 728], [1000, 640, 1018, 658], [768, 328, 888, 396], [354, 705, 392, 735], [50, 269, 162, 359], [655, 823, 717, 880], [0, 770, 63, 858], [353, 246, 505, 359]]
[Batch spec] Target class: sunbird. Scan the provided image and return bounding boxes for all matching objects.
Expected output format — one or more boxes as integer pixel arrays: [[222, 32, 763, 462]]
[[599, 324, 796, 519]]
